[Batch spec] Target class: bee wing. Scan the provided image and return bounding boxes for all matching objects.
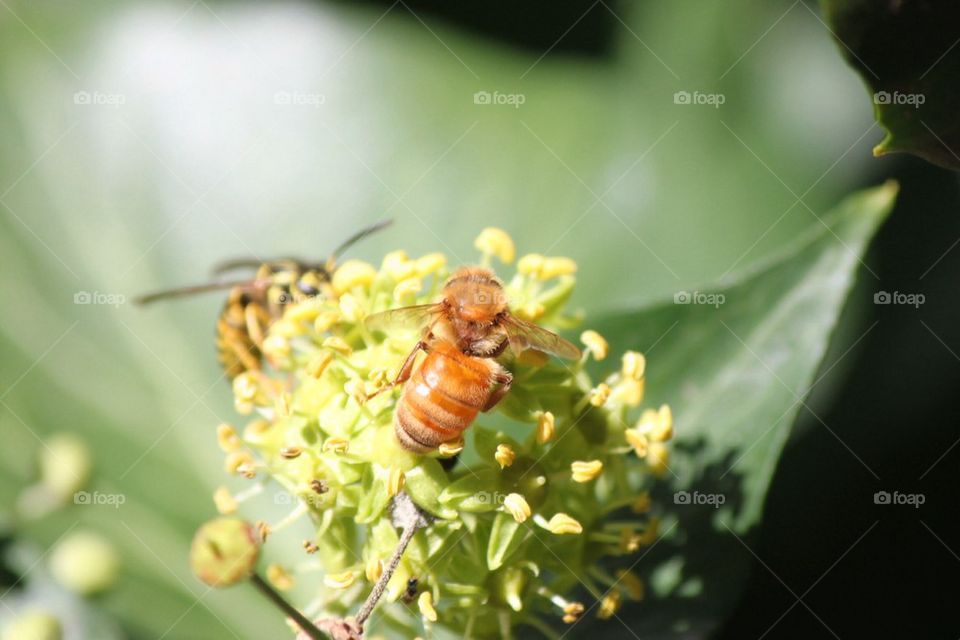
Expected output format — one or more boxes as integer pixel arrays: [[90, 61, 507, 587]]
[[501, 314, 582, 360], [364, 303, 443, 332]]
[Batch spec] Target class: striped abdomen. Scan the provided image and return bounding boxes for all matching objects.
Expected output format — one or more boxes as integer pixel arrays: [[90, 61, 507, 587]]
[[395, 342, 493, 452]]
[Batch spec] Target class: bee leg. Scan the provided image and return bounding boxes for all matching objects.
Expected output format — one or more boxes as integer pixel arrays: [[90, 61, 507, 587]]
[[365, 340, 427, 401], [482, 370, 513, 412]]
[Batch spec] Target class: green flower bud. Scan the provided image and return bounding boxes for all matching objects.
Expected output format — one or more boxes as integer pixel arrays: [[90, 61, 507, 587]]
[[39, 433, 91, 501], [190, 518, 260, 587], [48, 530, 119, 595], [1, 611, 62, 640]]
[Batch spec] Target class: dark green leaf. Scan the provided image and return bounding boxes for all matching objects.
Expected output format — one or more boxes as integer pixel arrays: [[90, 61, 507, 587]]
[[822, 0, 960, 169]]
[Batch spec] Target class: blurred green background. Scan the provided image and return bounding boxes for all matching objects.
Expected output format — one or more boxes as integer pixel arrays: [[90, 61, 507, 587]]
[[1, 0, 957, 638]]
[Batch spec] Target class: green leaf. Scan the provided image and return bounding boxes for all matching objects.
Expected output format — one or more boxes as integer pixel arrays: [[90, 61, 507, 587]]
[[438, 468, 502, 513], [590, 182, 897, 633], [486, 513, 528, 571], [822, 0, 960, 169], [403, 459, 457, 519]]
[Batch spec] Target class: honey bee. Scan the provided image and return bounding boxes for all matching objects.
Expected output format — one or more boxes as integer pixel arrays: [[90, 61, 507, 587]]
[[365, 266, 581, 452], [136, 220, 391, 378]]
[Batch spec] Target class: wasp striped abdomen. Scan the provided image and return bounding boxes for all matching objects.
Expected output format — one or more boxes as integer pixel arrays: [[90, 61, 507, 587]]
[[394, 342, 493, 453]]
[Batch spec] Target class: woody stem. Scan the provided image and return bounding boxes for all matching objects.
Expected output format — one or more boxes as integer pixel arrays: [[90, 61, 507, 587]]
[[355, 493, 426, 628], [250, 572, 328, 639]]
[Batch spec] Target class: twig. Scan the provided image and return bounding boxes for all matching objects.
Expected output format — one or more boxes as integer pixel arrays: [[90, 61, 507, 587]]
[[355, 492, 430, 629]]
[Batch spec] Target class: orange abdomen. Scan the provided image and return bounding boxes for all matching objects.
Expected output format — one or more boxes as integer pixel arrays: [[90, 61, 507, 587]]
[[395, 343, 492, 452]]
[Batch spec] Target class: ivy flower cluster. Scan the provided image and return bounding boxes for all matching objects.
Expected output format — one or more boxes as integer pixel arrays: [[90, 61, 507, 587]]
[[203, 228, 673, 638]]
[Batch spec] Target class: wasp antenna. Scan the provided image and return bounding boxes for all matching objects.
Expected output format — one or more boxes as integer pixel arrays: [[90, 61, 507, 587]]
[[211, 258, 267, 275], [328, 219, 393, 262], [134, 279, 253, 305]]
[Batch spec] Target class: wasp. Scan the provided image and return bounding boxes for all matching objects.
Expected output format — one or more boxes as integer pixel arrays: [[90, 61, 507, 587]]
[[365, 266, 581, 452], [136, 220, 391, 379]]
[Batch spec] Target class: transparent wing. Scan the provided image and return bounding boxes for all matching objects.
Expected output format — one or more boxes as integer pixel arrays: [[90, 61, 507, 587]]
[[501, 314, 582, 360], [364, 303, 442, 332]]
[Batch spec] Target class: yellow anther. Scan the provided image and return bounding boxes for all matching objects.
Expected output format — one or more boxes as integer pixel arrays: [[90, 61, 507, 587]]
[[597, 591, 622, 620], [217, 423, 241, 452], [213, 486, 237, 514], [617, 569, 646, 601], [620, 528, 643, 553], [262, 334, 291, 366], [224, 451, 255, 476], [624, 429, 649, 457], [647, 443, 670, 477], [418, 591, 439, 622], [517, 253, 545, 276], [323, 570, 357, 590], [589, 383, 611, 407], [621, 351, 646, 380], [313, 310, 340, 334], [269, 318, 302, 338], [279, 446, 302, 459], [338, 293, 365, 323], [323, 336, 353, 355], [535, 411, 556, 444], [332, 259, 377, 294], [562, 602, 585, 624], [274, 393, 292, 418], [386, 467, 406, 497], [266, 563, 294, 591], [495, 444, 516, 469], [323, 437, 349, 455], [570, 460, 603, 483], [232, 372, 259, 402], [244, 419, 271, 439], [283, 300, 321, 325], [637, 405, 673, 442], [539, 256, 577, 279], [305, 352, 334, 379], [415, 252, 447, 276], [503, 493, 531, 523], [382, 250, 416, 281], [438, 438, 464, 457], [544, 513, 583, 535], [612, 378, 645, 406], [393, 278, 423, 304], [365, 557, 383, 583], [580, 330, 609, 361], [474, 227, 515, 264], [515, 301, 546, 321]]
